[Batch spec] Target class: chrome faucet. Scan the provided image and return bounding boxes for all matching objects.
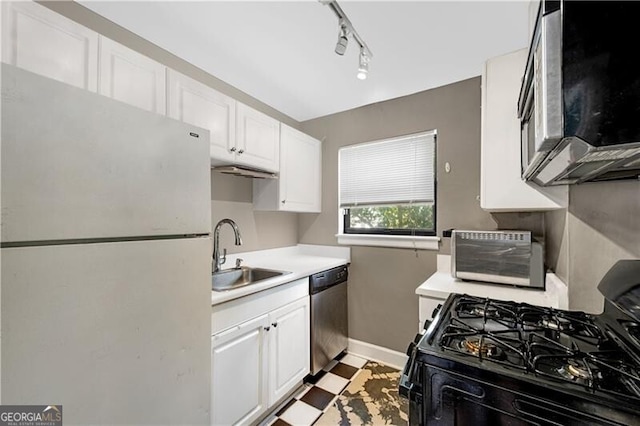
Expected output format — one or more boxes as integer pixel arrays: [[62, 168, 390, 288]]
[[213, 218, 243, 273]]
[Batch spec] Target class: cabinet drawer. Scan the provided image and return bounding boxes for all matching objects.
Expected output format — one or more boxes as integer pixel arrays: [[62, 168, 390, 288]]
[[212, 278, 308, 335]]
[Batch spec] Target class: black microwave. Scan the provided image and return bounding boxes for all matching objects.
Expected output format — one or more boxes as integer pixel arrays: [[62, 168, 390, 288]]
[[518, 1, 640, 186]]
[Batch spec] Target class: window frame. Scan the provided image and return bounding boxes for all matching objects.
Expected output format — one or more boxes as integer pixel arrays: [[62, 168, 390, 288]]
[[338, 131, 438, 238], [342, 203, 437, 237]]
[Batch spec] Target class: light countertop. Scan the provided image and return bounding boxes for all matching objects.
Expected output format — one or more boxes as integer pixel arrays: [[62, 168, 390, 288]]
[[211, 244, 350, 306], [416, 255, 569, 309]]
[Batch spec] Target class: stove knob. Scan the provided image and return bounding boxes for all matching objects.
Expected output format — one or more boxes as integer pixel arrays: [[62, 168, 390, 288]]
[[405, 341, 416, 357], [422, 319, 432, 330], [432, 304, 443, 319], [406, 332, 424, 356]]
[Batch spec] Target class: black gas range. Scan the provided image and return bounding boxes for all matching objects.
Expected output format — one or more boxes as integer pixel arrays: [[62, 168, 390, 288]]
[[400, 260, 640, 425]]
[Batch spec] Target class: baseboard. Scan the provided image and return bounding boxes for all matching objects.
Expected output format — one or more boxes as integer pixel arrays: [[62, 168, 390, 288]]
[[347, 338, 408, 370]]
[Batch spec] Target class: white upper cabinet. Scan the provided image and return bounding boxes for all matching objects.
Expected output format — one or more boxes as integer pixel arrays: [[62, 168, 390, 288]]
[[236, 103, 280, 173], [167, 70, 236, 163], [98, 36, 166, 114], [1, 1, 98, 91], [2, 3, 285, 174], [254, 124, 322, 213], [480, 48, 567, 212], [168, 81, 282, 169], [279, 125, 322, 212]]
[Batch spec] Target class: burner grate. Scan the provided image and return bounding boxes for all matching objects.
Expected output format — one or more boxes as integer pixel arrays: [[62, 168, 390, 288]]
[[520, 305, 605, 346], [435, 294, 640, 401], [440, 317, 527, 370], [456, 296, 518, 329], [529, 346, 640, 398], [589, 352, 640, 400], [529, 333, 596, 390]]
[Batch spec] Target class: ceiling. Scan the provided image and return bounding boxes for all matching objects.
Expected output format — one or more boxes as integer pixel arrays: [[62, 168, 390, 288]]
[[80, 1, 531, 122]]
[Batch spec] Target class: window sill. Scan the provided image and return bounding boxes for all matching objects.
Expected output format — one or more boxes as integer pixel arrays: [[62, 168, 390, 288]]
[[335, 233, 440, 250]]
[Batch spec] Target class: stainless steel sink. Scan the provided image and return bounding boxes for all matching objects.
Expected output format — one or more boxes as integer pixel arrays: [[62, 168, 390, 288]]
[[212, 266, 290, 292]]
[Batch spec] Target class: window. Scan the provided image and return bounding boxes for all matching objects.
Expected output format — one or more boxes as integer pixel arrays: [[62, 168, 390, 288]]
[[338, 131, 437, 239]]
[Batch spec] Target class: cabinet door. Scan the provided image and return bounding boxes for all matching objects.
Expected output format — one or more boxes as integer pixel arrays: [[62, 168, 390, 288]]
[[280, 125, 322, 212], [211, 315, 269, 426], [1, 1, 98, 91], [418, 296, 444, 332], [253, 125, 322, 212], [268, 297, 310, 405], [167, 70, 236, 163], [236, 103, 280, 172], [99, 36, 166, 114], [480, 49, 567, 211]]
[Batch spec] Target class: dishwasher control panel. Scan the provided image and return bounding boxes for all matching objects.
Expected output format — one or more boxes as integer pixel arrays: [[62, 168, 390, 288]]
[[309, 265, 349, 294]]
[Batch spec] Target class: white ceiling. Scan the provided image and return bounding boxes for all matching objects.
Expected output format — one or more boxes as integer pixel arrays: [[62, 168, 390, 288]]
[[80, 1, 531, 122]]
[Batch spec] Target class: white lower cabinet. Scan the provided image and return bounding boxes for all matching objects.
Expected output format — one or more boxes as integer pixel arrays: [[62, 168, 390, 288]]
[[211, 279, 310, 426], [418, 296, 444, 332], [268, 297, 310, 405], [211, 314, 270, 426]]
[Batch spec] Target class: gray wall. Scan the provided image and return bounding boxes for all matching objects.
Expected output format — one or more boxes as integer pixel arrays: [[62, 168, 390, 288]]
[[545, 180, 640, 313], [211, 172, 298, 254], [299, 77, 523, 352]]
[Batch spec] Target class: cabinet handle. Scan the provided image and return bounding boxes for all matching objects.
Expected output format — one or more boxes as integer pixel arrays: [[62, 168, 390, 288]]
[[230, 147, 236, 152], [272, 322, 278, 328], [238, 149, 245, 154], [264, 326, 271, 332], [281, 200, 286, 204]]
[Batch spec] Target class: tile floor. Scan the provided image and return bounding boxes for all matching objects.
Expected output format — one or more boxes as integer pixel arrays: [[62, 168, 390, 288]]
[[264, 353, 369, 426]]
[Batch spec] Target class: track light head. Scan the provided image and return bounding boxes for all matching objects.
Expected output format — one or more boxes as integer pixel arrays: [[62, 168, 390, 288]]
[[357, 48, 369, 80], [335, 22, 349, 55], [321, 2, 373, 78]]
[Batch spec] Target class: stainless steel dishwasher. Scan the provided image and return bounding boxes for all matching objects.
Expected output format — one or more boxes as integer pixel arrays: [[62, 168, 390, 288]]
[[309, 264, 349, 376]]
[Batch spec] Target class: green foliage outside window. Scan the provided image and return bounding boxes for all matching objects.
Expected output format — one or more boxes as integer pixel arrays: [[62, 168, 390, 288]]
[[347, 203, 434, 232]]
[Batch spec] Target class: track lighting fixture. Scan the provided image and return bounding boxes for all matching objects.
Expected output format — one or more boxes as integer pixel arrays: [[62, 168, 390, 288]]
[[357, 48, 369, 80], [320, 0, 373, 80], [335, 20, 349, 55]]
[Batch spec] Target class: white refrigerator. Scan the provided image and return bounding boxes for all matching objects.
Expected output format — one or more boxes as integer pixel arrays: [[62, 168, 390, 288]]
[[1, 64, 212, 425]]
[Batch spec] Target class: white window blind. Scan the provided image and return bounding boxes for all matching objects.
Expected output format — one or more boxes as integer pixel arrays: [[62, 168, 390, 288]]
[[339, 131, 436, 207]]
